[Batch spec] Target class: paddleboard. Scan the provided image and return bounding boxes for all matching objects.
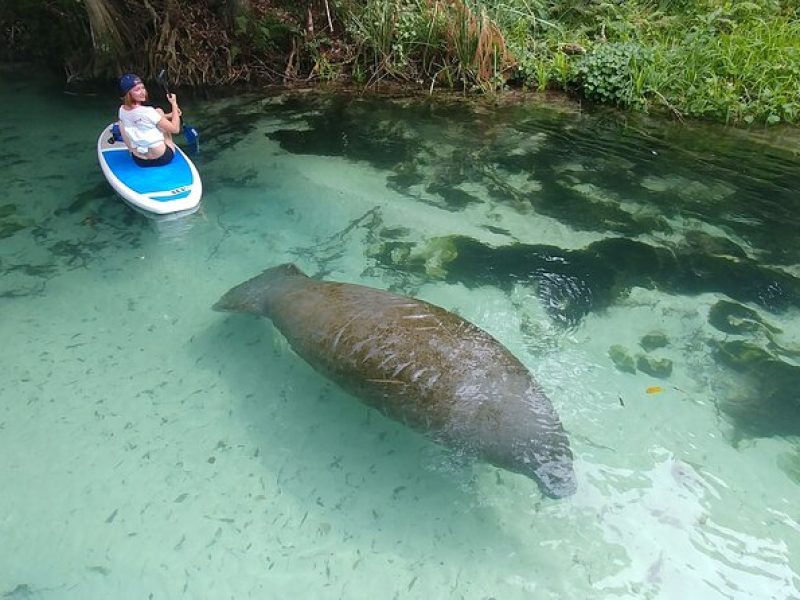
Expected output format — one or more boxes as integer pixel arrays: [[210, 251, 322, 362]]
[[97, 123, 202, 215]]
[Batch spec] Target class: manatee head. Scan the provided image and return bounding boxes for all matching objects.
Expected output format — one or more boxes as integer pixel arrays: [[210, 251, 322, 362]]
[[466, 386, 577, 499], [514, 436, 577, 499], [478, 422, 577, 499], [214, 263, 307, 316]]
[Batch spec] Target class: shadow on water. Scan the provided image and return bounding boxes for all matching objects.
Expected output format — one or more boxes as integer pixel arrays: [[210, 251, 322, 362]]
[[257, 87, 800, 443], [190, 313, 547, 559], [368, 234, 800, 438], [264, 92, 800, 265], [371, 235, 800, 325]]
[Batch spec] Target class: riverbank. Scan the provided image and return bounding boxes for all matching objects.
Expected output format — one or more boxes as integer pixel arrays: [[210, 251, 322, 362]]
[[2, 1, 799, 127]]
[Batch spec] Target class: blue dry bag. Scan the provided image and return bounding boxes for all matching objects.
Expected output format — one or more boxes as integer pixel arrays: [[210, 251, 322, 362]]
[[111, 123, 124, 142]]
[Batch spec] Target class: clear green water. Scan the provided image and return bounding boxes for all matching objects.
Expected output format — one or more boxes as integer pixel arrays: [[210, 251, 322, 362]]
[[1, 70, 799, 599]]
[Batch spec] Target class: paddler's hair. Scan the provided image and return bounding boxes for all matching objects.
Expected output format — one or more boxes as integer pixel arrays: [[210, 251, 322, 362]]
[[122, 88, 148, 108]]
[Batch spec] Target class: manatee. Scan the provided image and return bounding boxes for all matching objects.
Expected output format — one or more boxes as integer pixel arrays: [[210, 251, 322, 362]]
[[214, 264, 576, 499]]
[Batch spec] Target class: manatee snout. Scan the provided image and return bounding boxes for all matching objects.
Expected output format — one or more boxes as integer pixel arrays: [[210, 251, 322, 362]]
[[484, 437, 576, 499], [532, 453, 577, 499]]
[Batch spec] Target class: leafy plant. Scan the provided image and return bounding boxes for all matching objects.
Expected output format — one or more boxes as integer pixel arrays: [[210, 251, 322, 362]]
[[576, 42, 651, 107]]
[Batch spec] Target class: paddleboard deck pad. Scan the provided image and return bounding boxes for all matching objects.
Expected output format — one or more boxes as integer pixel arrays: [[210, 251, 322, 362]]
[[97, 123, 202, 215]]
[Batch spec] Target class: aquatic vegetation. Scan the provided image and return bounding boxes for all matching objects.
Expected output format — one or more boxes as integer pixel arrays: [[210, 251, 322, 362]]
[[57, 183, 112, 216], [0, 204, 16, 219], [640, 175, 735, 204], [683, 230, 747, 260], [408, 236, 459, 279], [264, 93, 799, 266], [388, 162, 425, 190], [4, 263, 58, 278], [713, 339, 800, 437], [425, 182, 482, 210], [0, 202, 31, 240], [608, 344, 672, 378], [707, 297, 800, 436], [379, 226, 412, 240], [48, 240, 105, 268], [0, 222, 28, 240], [777, 449, 800, 485], [269, 96, 421, 169], [370, 234, 800, 326]]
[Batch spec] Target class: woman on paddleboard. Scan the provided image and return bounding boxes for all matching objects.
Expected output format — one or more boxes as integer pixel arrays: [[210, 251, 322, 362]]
[[117, 73, 181, 168]]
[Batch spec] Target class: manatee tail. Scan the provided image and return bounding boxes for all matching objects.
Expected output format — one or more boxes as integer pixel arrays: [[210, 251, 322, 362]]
[[213, 263, 307, 315]]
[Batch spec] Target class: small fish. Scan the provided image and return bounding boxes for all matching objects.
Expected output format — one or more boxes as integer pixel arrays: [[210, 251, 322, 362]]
[[646, 386, 664, 394]]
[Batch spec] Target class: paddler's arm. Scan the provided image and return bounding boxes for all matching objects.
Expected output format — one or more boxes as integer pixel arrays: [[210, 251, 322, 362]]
[[162, 106, 182, 119], [158, 93, 181, 134]]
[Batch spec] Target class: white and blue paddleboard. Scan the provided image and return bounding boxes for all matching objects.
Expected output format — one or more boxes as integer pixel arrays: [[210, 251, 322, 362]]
[[97, 123, 202, 215]]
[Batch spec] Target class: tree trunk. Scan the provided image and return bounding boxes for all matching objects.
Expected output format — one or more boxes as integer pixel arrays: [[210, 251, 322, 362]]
[[84, 0, 128, 74]]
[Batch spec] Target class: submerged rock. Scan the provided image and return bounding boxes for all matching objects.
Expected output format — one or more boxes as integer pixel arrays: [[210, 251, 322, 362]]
[[410, 236, 459, 279], [708, 299, 782, 335], [609, 345, 636, 374], [640, 331, 669, 351], [636, 354, 673, 378]]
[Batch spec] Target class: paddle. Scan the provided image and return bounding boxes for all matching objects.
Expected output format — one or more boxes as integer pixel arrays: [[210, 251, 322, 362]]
[[156, 69, 200, 155]]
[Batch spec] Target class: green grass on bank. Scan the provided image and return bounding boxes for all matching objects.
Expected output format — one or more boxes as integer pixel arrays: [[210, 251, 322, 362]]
[[2, 0, 798, 126], [339, 0, 800, 125]]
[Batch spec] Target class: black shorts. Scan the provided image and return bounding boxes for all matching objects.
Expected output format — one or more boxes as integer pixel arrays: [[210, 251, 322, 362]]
[[132, 145, 174, 168]]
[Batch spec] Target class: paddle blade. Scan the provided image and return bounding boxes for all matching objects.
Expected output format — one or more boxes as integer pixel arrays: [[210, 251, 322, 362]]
[[156, 69, 170, 93], [183, 125, 200, 154]]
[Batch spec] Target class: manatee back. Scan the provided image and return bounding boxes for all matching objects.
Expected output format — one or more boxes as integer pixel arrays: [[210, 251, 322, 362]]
[[265, 279, 532, 433], [216, 266, 576, 497]]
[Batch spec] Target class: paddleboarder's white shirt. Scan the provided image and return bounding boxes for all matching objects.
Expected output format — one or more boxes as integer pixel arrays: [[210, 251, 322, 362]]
[[118, 105, 164, 154]]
